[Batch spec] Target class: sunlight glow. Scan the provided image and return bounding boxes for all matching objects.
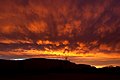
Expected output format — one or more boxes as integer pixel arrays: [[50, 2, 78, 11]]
[[11, 58, 27, 61]]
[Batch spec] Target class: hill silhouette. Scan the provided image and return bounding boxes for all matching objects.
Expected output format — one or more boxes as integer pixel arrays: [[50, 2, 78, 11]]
[[0, 58, 120, 80], [0, 58, 95, 74]]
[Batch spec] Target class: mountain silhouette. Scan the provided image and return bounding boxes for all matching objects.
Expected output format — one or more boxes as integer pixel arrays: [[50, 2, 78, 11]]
[[0, 58, 94, 74], [0, 58, 120, 80]]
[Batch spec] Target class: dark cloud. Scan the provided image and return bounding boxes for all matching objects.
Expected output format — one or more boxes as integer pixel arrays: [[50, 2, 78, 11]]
[[0, 0, 120, 58]]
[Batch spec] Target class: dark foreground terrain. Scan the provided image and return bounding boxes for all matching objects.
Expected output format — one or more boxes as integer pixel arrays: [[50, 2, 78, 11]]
[[0, 58, 120, 80]]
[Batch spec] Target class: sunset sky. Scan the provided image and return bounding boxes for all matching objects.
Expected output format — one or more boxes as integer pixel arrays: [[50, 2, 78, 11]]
[[0, 0, 120, 68]]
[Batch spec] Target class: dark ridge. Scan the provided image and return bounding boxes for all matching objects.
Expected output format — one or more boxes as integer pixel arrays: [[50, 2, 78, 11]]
[[0, 58, 120, 75], [0, 58, 120, 80]]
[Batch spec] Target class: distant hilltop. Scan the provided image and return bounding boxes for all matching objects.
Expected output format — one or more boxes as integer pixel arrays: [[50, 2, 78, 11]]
[[0, 58, 120, 75]]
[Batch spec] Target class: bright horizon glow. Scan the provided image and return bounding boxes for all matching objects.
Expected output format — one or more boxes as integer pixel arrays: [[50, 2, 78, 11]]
[[10, 58, 27, 61], [1, 49, 119, 68]]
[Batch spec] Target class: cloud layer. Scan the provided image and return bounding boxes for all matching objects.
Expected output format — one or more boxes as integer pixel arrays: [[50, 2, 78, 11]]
[[0, 0, 120, 60]]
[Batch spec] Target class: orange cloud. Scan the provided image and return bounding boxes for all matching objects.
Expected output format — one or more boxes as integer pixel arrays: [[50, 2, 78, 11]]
[[0, 0, 120, 67], [28, 21, 47, 33]]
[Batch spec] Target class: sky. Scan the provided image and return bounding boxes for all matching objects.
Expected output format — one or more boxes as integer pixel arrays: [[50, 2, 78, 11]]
[[0, 0, 120, 68]]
